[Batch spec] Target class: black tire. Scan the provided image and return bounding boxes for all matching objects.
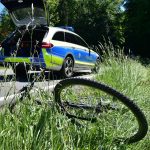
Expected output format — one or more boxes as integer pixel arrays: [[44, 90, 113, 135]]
[[92, 58, 101, 73], [13, 63, 29, 78], [61, 56, 74, 78], [54, 78, 148, 144]]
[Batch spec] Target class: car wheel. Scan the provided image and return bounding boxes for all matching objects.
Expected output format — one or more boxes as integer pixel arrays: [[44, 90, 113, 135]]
[[13, 63, 29, 78], [92, 58, 101, 73], [62, 56, 74, 78]]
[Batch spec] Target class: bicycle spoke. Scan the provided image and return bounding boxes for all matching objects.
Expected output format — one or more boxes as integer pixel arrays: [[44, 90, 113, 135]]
[[54, 78, 148, 144]]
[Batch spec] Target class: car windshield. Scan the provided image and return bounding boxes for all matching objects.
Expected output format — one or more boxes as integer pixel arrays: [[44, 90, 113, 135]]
[[11, 7, 47, 26]]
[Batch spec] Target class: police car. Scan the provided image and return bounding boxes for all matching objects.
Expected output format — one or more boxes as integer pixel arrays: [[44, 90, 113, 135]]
[[0, 0, 100, 77]]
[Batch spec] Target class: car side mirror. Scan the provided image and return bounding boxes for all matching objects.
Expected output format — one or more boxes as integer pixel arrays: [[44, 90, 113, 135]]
[[89, 49, 91, 56]]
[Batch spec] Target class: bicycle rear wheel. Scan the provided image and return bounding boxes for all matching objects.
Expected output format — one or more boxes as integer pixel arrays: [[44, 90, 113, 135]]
[[54, 78, 148, 144]]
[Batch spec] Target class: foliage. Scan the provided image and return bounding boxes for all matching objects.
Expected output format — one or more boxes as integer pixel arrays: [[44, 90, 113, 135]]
[[56, 0, 124, 46], [124, 0, 150, 58], [45, 0, 59, 26], [0, 9, 15, 42], [0, 0, 124, 48]]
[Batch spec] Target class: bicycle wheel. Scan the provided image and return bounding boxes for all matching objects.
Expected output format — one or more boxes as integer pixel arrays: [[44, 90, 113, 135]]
[[54, 78, 148, 144]]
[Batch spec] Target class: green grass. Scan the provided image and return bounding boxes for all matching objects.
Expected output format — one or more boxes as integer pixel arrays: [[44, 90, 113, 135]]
[[0, 65, 9, 69], [0, 66, 5, 69], [0, 50, 150, 149]]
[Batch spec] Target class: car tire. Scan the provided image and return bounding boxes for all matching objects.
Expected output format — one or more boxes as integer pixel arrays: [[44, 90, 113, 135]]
[[92, 58, 101, 73], [13, 63, 29, 78], [61, 56, 74, 78]]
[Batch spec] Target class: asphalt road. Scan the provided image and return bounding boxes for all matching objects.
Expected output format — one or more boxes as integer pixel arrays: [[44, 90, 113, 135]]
[[0, 68, 92, 107], [0, 68, 60, 97]]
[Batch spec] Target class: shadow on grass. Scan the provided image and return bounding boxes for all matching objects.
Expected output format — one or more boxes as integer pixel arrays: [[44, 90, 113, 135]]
[[0, 71, 88, 82], [0, 71, 62, 82]]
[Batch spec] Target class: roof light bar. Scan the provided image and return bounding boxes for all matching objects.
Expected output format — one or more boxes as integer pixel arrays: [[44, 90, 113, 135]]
[[59, 26, 75, 32]]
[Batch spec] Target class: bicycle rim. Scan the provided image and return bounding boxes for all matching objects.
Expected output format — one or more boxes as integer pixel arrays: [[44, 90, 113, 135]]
[[54, 78, 148, 144]]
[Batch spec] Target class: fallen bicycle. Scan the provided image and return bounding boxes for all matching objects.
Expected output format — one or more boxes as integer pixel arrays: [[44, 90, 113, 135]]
[[8, 76, 148, 145]]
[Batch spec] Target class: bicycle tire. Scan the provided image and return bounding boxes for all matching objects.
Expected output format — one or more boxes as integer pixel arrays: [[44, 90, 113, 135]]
[[54, 78, 148, 144]]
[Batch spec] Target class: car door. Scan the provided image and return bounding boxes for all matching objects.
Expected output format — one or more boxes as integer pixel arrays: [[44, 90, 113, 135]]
[[64, 32, 85, 69], [50, 31, 66, 68], [74, 35, 94, 69], [1, 0, 47, 27], [64, 32, 94, 70]]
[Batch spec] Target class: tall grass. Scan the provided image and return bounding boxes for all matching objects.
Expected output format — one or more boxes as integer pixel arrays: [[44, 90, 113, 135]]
[[0, 44, 150, 149], [95, 45, 150, 149]]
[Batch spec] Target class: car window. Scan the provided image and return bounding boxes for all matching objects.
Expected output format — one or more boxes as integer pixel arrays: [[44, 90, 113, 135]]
[[75, 36, 88, 48], [65, 32, 77, 44], [52, 31, 65, 42], [65, 32, 88, 48]]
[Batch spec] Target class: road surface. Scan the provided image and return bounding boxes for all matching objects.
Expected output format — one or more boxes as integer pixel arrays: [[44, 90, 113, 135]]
[[0, 68, 93, 107]]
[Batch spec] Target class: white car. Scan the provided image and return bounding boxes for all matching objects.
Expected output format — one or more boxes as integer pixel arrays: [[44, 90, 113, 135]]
[[0, 0, 100, 77]]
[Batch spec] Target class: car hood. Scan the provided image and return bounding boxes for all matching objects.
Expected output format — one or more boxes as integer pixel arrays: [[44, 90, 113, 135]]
[[0, 0, 47, 27]]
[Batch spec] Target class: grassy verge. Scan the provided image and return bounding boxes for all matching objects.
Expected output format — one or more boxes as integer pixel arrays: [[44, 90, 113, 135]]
[[0, 64, 9, 70], [95, 53, 150, 149], [0, 51, 149, 149], [0, 66, 5, 69]]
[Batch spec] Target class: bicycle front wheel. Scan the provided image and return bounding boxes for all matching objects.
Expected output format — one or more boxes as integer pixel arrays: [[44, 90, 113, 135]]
[[54, 78, 148, 144]]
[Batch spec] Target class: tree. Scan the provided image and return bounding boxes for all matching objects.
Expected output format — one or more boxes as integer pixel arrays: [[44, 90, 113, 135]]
[[0, 0, 124, 50], [70, 0, 124, 46], [56, 0, 77, 26], [45, 0, 59, 26], [0, 9, 15, 42], [124, 0, 150, 58]]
